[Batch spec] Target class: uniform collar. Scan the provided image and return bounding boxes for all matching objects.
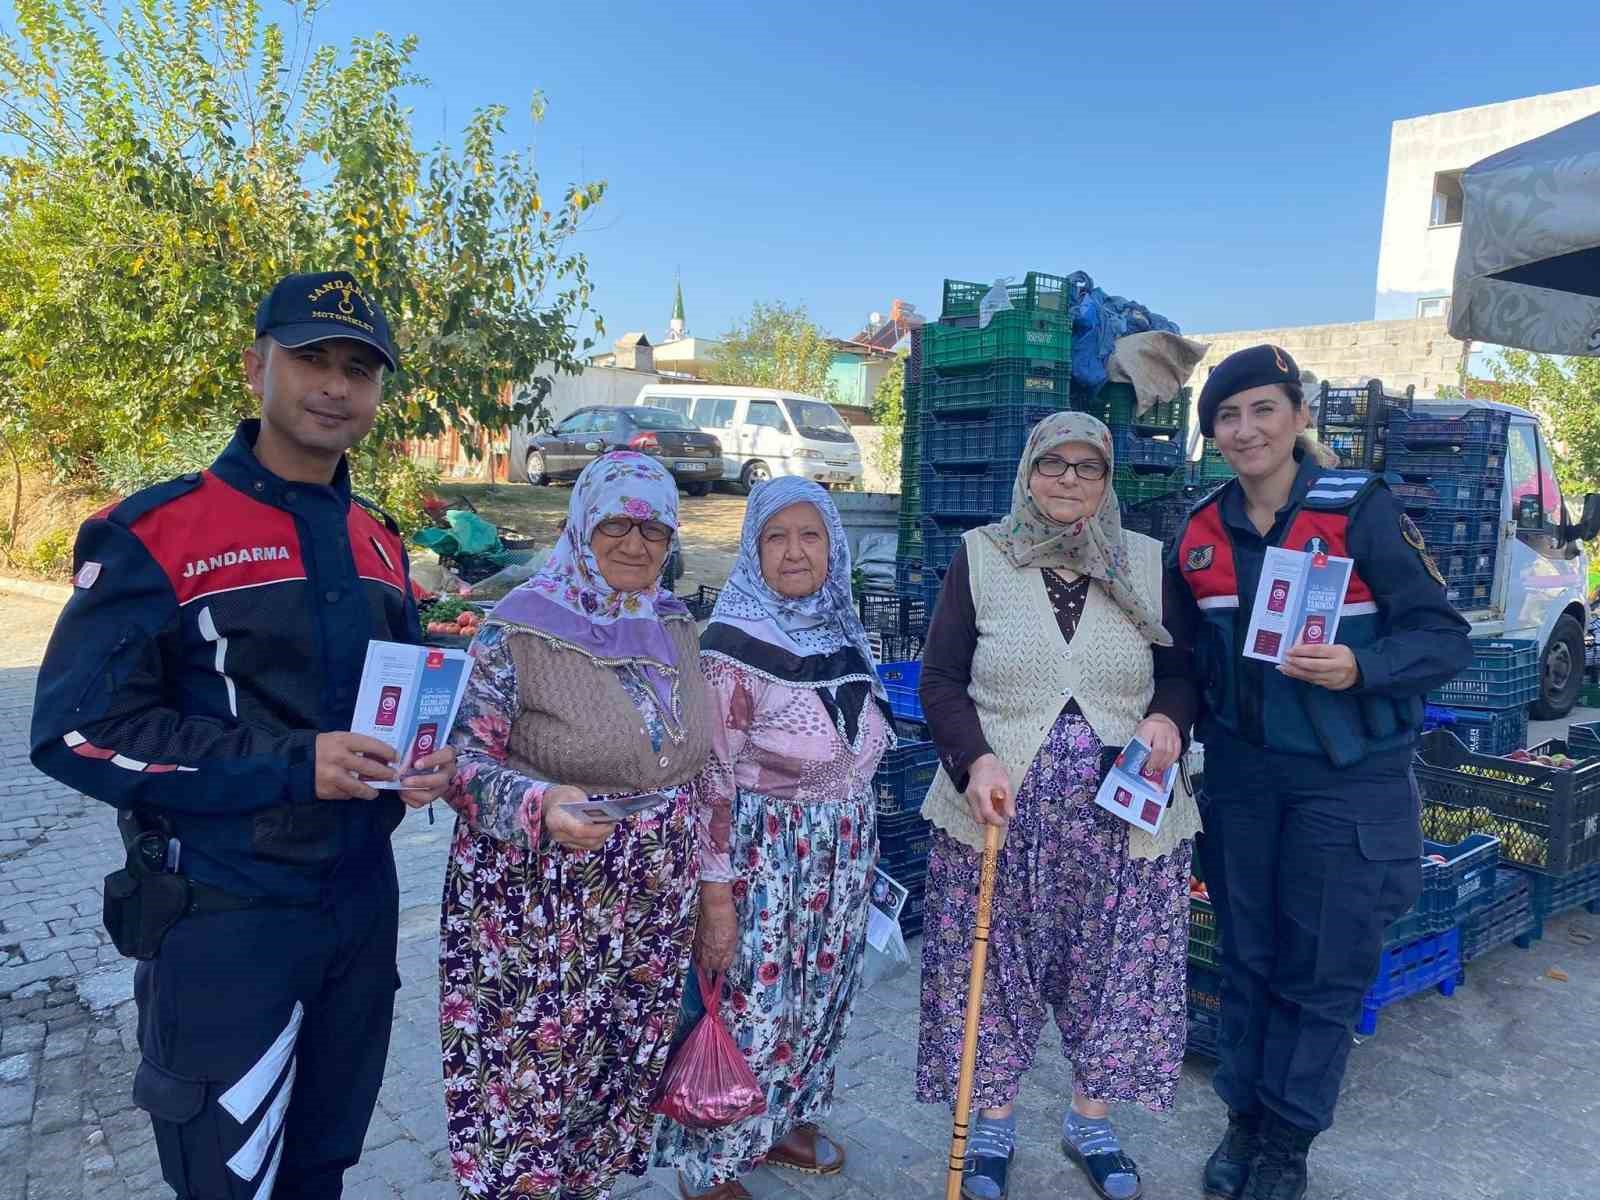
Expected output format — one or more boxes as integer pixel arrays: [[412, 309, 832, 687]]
[[1219, 449, 1319, 535], [210, 419, 353, 510]]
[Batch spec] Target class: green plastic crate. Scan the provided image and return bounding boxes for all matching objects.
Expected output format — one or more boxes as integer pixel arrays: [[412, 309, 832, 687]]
[[1194, 445, 1235, 483], [941, 272, 1072, 321], [921, 359, 1071, 417], [1114, 464, 1187, 506], [1078, 382, 1188, 433], [924, 309, 1071, 371]]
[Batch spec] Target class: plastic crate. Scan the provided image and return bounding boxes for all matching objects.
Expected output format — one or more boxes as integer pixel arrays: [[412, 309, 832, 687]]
[[858, 591, 926, 638], [1320, 426, 1387, 470], [1386, 445, 1505, 477], [1185, 962, 1222, 1059], [1078, 382, 1188, 434], [1385, 408, 1512, 453], [1192, 446, 1235, 484], [940, 272, 1073, 321], [1317, 379, 1415, 427], [1357, 927, 1461, 1036], [879, 807, 935, 869], [924, 468, 1012, 519], [1187, 896, 1219, 967], [1434, 544, 1497, 581], [922, 517, 984, 573], [873, 740, 939, 815], [1460, 868, 1536, 961], [1391, 475, 1505, 516], [1422, 704, 1528, 756], [1413, 514, 1500, 547], [923, 406, 1057, 468], [920, 360, 1071, 417], [1428, 639, 1538, 707], [1121, 486, 1204, 547], [1415, 731, 1600, 874], [1568, 719, 1600, 759], [895, 557, 925, 593], [1445, 575, 1496, 611], [924, 310, 1072, 371], [1519, 860, 1600, 942], [684, 585, 720, 621], [1114, 464, 1187, 506], [875, 631, 925, 664], [1112, 427, 1185, 473], [876, 661, 925, 724], [1382, 832, 1500, 946]]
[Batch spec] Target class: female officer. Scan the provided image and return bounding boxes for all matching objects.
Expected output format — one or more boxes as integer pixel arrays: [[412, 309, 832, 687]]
[[1167, 346, 1471, 1200]]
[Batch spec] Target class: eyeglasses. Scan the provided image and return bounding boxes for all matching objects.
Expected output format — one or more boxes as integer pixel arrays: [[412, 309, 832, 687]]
[[1033, 455, 1108, 481], [594, 517, 674, 543]]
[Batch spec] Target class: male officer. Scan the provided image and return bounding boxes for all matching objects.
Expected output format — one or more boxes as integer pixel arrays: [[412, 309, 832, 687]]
[[30, 271, 456, 1199]]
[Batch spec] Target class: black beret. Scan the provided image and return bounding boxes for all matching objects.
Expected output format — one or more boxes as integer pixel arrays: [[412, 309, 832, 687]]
[[1197, 344, 1300, 436]]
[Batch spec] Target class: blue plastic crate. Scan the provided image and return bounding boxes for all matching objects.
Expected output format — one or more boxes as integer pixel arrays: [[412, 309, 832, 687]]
[[1112, 426, 1185, 473], [1460, 868, 1537, 961], [1413, 514, 1500, 547], [923, 407, 1057, 469], [1358, 927, 1462, 1036], [1428, 639, 1539, 707], [873, 740, 939, 815], [1391, 475, 1505, 516], [924, 467, 1013, 519], [1422, 704, 1528, 756], [1185, 962, 1222, 1059], [878, 807, 934, 868], [1386, 407, 1511, 452], [921, 517, 983, 574], [1386, 446, 1505, 476], [1382, 833, 1500, 945], [1515, 860, 1600, 945], [876, 661, 924, 724]]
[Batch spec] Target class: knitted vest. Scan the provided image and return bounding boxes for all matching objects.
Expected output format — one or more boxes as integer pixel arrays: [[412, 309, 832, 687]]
[[502, 617, 713, 798], [919, 529, 1199, 860]]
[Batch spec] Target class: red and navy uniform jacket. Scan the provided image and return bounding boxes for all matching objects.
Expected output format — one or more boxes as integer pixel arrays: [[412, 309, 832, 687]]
[[1169, 456, 1470, 767], [29, 421, 422, 900]]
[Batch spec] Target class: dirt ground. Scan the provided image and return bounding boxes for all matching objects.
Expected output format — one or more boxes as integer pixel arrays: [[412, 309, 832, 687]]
[[438, 479, 748, 594]]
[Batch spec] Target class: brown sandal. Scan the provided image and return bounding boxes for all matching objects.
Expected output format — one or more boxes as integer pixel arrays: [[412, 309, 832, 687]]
[[675, 1171, 753, 1200], [763, 1122, 847, 1175]]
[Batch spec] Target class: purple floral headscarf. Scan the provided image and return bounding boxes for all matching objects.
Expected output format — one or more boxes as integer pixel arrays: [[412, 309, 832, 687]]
[[490, 452, 689, 703]]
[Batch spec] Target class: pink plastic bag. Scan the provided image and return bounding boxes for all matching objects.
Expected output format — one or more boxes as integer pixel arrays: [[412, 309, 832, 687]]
[[650, 967, 767, 1129]]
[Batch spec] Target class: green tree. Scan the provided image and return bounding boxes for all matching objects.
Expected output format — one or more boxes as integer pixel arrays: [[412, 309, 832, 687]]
[[0, 0, 603, 507], [868, 355, 904, 484], [1487, 350, 1600, 501], [707, 300, 837, 400]]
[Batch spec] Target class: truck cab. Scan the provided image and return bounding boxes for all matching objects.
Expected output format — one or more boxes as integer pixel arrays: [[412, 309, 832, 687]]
[[1413, 401, 1600, 717]]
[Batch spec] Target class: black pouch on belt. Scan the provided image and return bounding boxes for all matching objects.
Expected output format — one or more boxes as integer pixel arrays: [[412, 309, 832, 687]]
[[102, 834, 191, 961]]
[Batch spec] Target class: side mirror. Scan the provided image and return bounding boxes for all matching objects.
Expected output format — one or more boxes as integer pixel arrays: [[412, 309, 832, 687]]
[[1516, 494, 1542, 529], [1580, 494, 1600, 541]]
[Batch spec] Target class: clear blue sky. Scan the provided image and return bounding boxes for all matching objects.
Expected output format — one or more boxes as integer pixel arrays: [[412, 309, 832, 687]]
[[11, 1, 1600, 344]]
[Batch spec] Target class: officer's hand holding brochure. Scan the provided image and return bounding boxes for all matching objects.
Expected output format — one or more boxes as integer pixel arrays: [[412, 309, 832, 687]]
[[351, 641, 474, 788], [1093, 737, 1179, 835], [1242, 546, 1355, 664]]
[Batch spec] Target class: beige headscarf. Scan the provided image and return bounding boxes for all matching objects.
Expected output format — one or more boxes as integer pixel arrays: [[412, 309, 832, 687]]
[[979, 410, 1172, 647]]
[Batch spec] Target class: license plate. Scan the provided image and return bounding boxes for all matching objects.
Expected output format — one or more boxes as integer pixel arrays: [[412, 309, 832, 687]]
[[826, 472, 854, 483], [676, 461, 705, 472]]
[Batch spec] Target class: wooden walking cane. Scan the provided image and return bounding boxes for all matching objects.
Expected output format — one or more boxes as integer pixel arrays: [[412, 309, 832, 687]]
[[944, 800, 1003, 1200]]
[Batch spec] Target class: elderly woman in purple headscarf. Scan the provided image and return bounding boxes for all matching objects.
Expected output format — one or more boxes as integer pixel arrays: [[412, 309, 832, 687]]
[[437, 452, 715, 1200], [654, 477, 895, 1200]]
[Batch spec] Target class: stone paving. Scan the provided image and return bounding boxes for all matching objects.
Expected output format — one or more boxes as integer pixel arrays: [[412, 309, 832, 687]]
[[3, 583, 1598, 1200]]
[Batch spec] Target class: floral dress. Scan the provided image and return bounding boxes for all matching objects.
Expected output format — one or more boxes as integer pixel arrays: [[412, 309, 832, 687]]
[[439, 623, 700, 1200], [653, 655, 893, 1192]]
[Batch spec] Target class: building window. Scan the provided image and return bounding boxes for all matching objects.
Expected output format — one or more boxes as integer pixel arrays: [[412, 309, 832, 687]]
[[1417, 296, 1450, 320], [1430, 170, 1464, 227]]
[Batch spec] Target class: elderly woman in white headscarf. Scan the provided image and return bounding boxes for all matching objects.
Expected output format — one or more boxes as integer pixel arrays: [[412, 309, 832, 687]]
[[654, 477, 895, 1200], [914, 411, 1201, 1200]]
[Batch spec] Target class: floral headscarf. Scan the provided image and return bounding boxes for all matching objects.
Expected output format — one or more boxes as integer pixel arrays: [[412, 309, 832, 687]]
[[980, 410, 1170, 646], [491, 451, 689, 707], [702, 476, 890, 747]]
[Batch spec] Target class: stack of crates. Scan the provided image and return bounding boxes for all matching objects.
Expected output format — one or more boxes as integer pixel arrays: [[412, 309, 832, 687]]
[[1082, 382, 1194, 546], [1384, 407, 1512, 612], [895, 327, 924, 595], [1422, 639, 1536, 756], [918, 273, 1074, 614], [1316, 379, 1415, 472]]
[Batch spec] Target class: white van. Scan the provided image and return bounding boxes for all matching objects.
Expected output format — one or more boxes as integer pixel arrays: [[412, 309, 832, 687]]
[[633, 385, 863, 490]]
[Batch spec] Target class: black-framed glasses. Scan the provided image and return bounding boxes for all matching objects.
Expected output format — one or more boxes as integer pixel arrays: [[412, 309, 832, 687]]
[[594, 517, 674, 543], [1033, 454, 1108, 481]]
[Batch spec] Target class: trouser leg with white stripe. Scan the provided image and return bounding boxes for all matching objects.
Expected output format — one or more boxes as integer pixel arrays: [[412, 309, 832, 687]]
[[131, 862, 399, 1199]]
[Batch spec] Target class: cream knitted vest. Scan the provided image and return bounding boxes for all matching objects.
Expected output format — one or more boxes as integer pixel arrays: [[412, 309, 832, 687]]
[[919, 528, 1199, 860]]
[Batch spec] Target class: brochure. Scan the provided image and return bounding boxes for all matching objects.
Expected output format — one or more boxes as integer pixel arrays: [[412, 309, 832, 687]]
[[558, 791, 673, 822], [1093, 736, 1178, 836], [866, 866, 911, 951], [1242, 547, 1355, 664], [350, 641, 474, 789]]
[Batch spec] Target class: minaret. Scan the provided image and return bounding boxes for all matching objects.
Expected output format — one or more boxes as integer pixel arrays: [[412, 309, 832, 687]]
[[666, 276, 686, 342]]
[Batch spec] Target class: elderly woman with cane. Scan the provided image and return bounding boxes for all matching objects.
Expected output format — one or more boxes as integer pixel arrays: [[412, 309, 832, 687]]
[[917, 411, 1200, 1200]]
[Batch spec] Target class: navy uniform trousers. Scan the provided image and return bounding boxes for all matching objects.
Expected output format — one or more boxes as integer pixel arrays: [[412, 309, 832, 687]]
[[1196, 733, 1422, 1133], [132, 854, 399, 1199]]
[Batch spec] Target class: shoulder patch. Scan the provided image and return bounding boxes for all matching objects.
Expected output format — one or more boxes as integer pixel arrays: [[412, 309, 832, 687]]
[[103, 473, 207, 529], [1400, 514, 1447, 586], [352, 494, 401, 535], [1303, 471, 1380, 511], [1185, 544, 1215, 572]]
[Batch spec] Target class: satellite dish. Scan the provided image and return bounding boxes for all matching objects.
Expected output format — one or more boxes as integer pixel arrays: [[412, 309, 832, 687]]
[[870, 312, 883, 328]]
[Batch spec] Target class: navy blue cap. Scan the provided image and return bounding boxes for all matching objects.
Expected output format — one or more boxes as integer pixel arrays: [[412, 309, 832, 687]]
[[1197, 344, 1300, 436], [254, 270, 398, 372]]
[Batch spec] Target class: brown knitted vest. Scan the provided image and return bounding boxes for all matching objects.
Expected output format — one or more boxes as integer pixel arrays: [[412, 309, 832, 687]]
[[500, 616, 713, 797]]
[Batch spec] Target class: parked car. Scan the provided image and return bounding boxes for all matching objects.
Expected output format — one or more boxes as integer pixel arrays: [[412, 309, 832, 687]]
[[632, 384, 863, 490], [523, 405, 724, 494]]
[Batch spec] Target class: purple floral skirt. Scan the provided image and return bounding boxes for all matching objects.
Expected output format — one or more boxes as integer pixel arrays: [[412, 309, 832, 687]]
[[439, 794, 698, 1200], [915, 710, 1192, 1112]]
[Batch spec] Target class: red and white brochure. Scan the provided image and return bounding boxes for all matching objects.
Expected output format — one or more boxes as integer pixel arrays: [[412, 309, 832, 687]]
[[1242, 547, 1354, 665]]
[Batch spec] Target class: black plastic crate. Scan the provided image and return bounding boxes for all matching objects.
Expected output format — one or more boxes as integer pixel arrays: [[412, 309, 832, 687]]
[[923, 406, 1056, 469], [684, 585, 720, 620], [921, 359, 1072, 416], [858, 590, 926, 637], [1415, 731, 1600, 874], [1521, 859, 1600, 935], [1078, 382, 1188, 434], [1112, 426, 1184, 473], [875, 631, 926, 664], [1460, 868, 1536, 961], [1386, 407, 1512, 453], [1428, 639, 1538, 707], [873, 740, 939, 816], [1318, 379, 1415, 427], [1185, 962, 1222, 1058], [1121, 486, 1204, 547], [1423, 704, 1528, 756], [1321, 427, 1386, 470]]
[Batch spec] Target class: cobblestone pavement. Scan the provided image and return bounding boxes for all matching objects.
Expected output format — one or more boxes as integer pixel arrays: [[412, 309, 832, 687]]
[[3, 584, 1598, 1200]]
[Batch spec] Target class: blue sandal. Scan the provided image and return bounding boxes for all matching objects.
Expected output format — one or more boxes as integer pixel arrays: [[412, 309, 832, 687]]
[[961, 1146, 1015, 1200], [1063, 1141, 1142, 1200]]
